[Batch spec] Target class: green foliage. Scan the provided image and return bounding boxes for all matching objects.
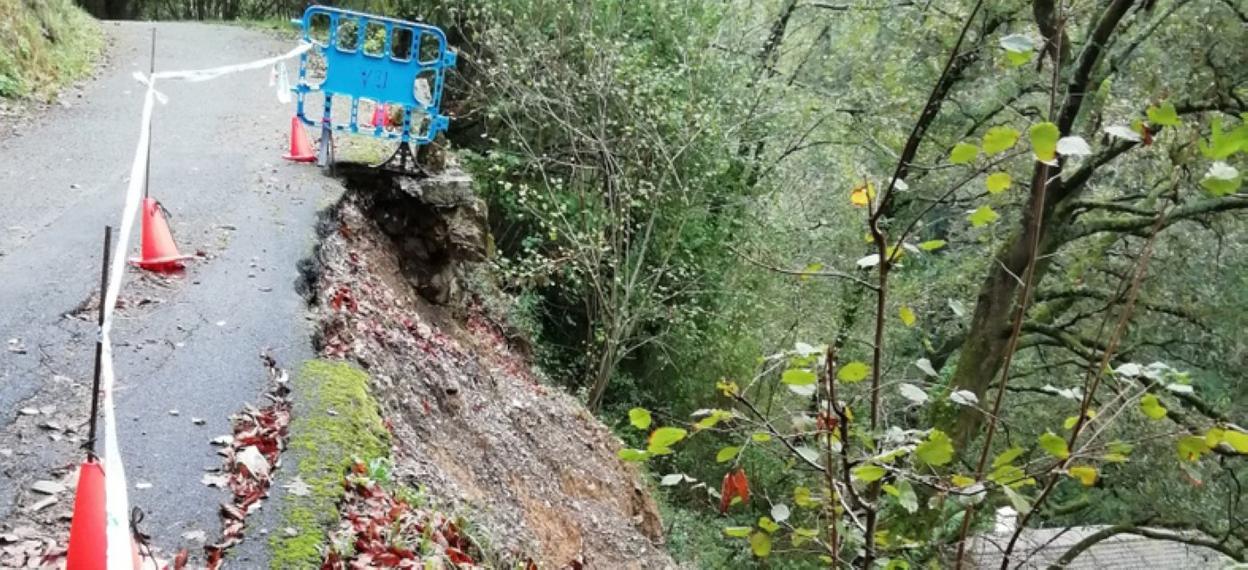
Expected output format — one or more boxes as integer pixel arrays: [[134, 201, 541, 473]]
[[915, 430, 954, 466], [838, 361, 870, 383], [629, 407, 653, 430], [0, 0, 102, 99], [1146, 101, 1181, 127], [982, 126, 1020, 155], [1038, 431, 1071, 460], [986, 172, 1012, 194], [949, 142, 979, 165], [968, 205, 999, 227], [1029, 122, 1060, 162]]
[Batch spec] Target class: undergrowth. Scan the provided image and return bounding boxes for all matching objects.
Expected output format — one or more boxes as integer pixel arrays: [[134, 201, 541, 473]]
[[0, 0, 101, 99]]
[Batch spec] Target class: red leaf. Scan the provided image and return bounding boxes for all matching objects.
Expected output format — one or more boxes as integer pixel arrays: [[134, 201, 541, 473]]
[[446, 547, 474, 565], [172, 548, 189, 569], [205, 547, 224, 570], [719, 468, 750, 513]]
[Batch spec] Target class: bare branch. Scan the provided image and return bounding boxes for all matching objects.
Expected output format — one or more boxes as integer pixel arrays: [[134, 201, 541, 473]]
[[1065, 195, 1248, 240]]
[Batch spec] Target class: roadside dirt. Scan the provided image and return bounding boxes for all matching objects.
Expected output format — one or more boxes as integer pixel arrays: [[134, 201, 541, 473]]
[[306, 179, 674, 569]]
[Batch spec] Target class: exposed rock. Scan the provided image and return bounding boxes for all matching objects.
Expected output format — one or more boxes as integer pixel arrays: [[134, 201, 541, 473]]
[[337, 161, 488, 306]]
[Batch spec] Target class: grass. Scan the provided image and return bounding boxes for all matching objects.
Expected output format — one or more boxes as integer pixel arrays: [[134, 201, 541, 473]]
[[269, 359, 390, 569], [0, 0, 102, 99]]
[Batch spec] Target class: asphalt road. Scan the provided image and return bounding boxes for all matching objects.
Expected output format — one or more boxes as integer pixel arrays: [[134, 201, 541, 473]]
[[0, 21, 341, 564]]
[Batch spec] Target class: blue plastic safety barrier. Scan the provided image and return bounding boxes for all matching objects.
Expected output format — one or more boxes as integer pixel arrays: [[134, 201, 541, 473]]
[[293, 6, 456, 167]]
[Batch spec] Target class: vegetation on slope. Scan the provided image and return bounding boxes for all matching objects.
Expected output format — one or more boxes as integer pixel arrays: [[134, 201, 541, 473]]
[[0, 0, 101, 99], [270, 360, 390, 569], [111, 0, 1246, 567]]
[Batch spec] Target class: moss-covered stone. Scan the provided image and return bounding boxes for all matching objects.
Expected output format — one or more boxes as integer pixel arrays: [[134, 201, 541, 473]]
[[270, 360, 390, 570]]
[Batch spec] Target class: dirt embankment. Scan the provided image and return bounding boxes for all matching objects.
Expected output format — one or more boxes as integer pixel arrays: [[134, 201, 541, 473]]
[[303, 165, 674, 569]]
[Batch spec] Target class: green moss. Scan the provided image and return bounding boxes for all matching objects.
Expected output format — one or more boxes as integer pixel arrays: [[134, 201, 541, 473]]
[[270, 360, 390, 570], [0, 0, 102, 99]]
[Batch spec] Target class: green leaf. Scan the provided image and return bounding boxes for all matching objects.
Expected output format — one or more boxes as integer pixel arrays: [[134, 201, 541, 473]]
[[838, 361, 870, 383], [1140, 394, 1168, 420], [1038, 432, 1070, 460], [918, 239, 947, 251], [758, 516, 780, 533], [1222, 430, 1248, 453], [852, 464, 887, 483], [1005, 50, 1032, 67], [723, 526, 751, 538], [950, 142, 979, 165], [1201, 162, 1241, 196], [1177, 436, 1212, 462], [992, 446, 1025, 469], [647, 427, 687, 455], [1001, 485, 1032, 515], [1029, 122, 1060, 162], [716, 446, 741, 463], [782, 368, 817, 386], [1108, 440, 1135, 455], [986, 172, 1012, 194], [1147, 101, 1181, 127], [750, 531, 772, 557], [951, 474, 976, 487], [800, 262, 823, 282], [989, 464, 1035, 488], [694, 409, 735, 431], [1102, 452, 1129, 463], [983, 126, 1021, 155], [1063, 415, 1079, 430], [791, 527, 818, 547], [1068, 466, 1098, 487], [617, 449, 649, 462], [899, 305, 917, 327], [968, 205, 999, 227], [916, 429, 955, 466], [793, 486, 818, 508], [628, 408, 652, 430], [1200, 118, 1246, 159], [894, 479, 918, 513], [751, 432, 772, 443]]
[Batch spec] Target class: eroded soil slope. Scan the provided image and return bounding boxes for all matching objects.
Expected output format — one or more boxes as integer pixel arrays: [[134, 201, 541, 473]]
[[306, 183, 673, 569]]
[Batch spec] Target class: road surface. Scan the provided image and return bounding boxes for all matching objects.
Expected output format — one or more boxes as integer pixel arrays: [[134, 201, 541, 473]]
[[0, 21, 340, 564]]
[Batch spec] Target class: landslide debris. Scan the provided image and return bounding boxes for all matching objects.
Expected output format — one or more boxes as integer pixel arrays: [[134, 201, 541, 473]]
[[302, 166, 673, 569]]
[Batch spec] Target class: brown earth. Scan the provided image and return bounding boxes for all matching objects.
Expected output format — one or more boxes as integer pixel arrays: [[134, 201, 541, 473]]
[[306, 172, 674, 569]]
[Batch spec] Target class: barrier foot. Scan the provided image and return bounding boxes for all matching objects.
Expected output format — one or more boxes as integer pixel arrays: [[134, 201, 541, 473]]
[[317, 123, 335, 173], [375, 141, 428, 177]]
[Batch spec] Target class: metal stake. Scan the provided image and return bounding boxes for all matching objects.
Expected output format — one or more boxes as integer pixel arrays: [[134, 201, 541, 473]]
[[86, 226, 112, 460], [144, 28, 156, 199]]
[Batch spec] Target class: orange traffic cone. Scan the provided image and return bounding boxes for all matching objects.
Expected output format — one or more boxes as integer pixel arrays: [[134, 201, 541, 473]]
[[283, 115, 316, 162], [65, 461, 106, 569], [129, 198, 191, 272], [367, 104, 386, 128]]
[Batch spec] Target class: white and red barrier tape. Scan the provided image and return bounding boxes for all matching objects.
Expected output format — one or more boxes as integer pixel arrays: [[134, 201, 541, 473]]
[[101, 40, 310, 569]]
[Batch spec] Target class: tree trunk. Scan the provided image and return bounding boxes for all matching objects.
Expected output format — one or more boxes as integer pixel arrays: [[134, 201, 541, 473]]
[[948, 170, 1065, 444]]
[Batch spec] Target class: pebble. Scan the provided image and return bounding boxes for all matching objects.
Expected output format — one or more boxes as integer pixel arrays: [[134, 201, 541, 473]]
[[26, 496, 57, 513], [30, 481, 65, 495]]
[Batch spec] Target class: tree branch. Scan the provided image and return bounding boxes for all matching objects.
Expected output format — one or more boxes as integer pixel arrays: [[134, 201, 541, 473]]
[[1065, 195, 1248, 241], [1048, 524, 1246, 569], [1034, 287, 1209, 332]]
